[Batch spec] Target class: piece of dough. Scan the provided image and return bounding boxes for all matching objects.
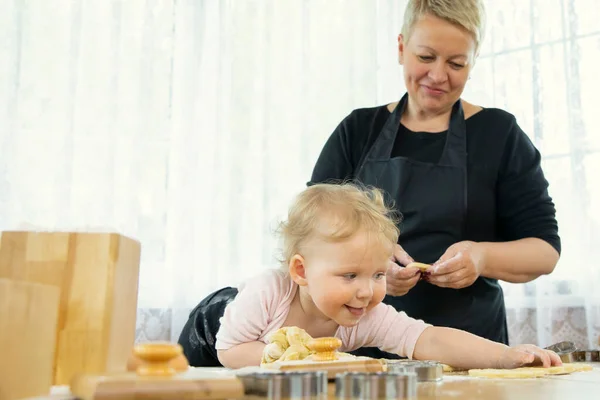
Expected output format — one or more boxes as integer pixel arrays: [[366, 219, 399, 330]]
[[468, 368, 548, 379], [279, 343, 311, 361], [267, 329, 288, 347], [561, 363, 593, 372], [406, 262, 431, 271], [504, 363, 593, 376], [260, 326, 353, 365], [262, 342, 286, 364], [285, 326, 313, 347], [260, 327, 314, 365], [442, 364, 465, 373], [468, 363, 595, 379], [517, 365, 577, 375]]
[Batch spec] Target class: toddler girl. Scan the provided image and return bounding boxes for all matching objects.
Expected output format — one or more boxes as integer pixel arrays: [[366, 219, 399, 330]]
[[181, 183, 561, 370]]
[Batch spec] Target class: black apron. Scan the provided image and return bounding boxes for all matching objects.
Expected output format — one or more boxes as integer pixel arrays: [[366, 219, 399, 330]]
[[177, 287, 238, 367], [350, 93, 507, 359]]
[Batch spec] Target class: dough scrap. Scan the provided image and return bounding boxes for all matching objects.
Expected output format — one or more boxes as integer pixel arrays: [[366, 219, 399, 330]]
[[406, 262, 431, 271], [442, 364, 466, 373]]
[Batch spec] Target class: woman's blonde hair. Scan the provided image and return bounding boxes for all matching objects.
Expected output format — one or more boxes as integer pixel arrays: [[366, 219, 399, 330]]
[[401, 0, 486, 53], [277, 183, 400, 267]]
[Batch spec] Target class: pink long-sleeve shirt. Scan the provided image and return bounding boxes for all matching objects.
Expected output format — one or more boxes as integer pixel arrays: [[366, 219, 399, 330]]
[[215, 269, 431, 359]]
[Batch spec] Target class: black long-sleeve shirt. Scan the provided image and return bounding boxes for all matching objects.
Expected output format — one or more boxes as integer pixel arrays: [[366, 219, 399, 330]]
[[310, 105, 561, 255]]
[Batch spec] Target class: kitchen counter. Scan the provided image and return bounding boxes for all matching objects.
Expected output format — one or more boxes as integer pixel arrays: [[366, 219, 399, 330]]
[[30, 363, 600, 399]]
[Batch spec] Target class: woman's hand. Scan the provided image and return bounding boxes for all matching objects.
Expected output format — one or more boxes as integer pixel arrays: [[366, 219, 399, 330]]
[[386, 244, 420, 296], [497, 344, 562, 369], [427, 241, 485, 289]]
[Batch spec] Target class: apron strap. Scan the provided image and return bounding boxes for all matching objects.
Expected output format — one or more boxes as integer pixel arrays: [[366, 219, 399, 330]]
[[356, 93, 467, 170]]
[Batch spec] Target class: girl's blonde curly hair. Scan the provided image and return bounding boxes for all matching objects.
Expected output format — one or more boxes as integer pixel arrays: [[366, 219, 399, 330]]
[[277, 183, 400, 267]]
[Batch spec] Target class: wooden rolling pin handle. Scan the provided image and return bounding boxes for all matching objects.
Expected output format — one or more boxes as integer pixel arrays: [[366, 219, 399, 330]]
[[307, 337, 342, 351], [132, 342, 183, 377]]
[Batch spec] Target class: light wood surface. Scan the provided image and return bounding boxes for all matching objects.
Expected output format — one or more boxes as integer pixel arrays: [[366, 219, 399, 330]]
[[415, 369, 600, 399], [0, 231, 141, 385], [25, 364, 599, 399], [327, 367, 600, 399], [0, 279, 60, 400]]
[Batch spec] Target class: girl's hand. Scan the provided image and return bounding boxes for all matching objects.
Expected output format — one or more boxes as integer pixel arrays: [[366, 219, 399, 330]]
[[497, 344, 562, 369]]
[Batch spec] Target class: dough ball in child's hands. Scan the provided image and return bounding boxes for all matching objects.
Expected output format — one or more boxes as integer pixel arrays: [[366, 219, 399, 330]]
[[267, 328, 289, 347], [285, 326, 313, 346], [279, 343, 311, 361], [262, 342, 286, 363], [261, 326, 314, 364]]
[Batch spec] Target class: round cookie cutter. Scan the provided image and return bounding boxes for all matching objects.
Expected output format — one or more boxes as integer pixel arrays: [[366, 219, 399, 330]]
[[544, 341, 600, 363], [335, 371, 417, 399], [571, 350, 600, 362], [385, 360, 444, 382], [236, 370, 328, 399]]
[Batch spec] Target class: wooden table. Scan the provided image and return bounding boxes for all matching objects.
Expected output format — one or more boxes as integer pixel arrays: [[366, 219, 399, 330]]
[[405, 367, 600, 399], [269, 365, 600, 400], [33, 363, 600, 399]]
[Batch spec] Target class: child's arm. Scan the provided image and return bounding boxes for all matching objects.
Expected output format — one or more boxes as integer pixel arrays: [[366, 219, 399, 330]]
[[348, 304, 560, 370], [413, 327, 561, 369], [217, 342, 266, 369], [215, 270, 290, 368]]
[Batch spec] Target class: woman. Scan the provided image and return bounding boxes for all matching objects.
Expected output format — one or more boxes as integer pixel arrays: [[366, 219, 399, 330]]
[[309, 0, 560, 358]]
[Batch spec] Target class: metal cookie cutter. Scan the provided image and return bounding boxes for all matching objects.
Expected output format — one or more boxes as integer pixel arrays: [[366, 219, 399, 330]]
[[385, 360, 444, 382], [543, 341, 600, 363], [544, 341, 578, 363], [335, 371, 417, 400], [236, 370, 328, 399], [571, 350, 600, 362]]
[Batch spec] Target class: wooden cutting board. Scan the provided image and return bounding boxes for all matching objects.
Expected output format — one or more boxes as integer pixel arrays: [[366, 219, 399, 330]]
[[0, 231, 141, 385], [70, 368, 244, 400], [71, 343, 244, 400], [261, 356, 385, 379], [0, 279, 61, 400]]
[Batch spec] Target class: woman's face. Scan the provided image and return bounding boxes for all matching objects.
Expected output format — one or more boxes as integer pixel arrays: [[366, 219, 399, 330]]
[[398, 14, 477, 115]]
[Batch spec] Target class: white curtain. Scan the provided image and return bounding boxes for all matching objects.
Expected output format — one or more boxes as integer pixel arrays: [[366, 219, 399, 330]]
[[1, 0, 599, 349]]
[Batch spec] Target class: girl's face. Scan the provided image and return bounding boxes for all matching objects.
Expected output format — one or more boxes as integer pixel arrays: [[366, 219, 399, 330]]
[[289, 230, 392, 327]]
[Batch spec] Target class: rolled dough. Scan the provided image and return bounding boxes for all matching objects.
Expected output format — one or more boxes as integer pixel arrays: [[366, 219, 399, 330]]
[[468, 363, 594, 379], [468, 368, 548, 379]]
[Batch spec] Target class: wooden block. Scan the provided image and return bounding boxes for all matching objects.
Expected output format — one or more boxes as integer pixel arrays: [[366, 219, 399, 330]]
[[71, 343, 243, 400], [0, 279, 60, 400], [70, 369, 245, 400], [0, 231, 142, 385]]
